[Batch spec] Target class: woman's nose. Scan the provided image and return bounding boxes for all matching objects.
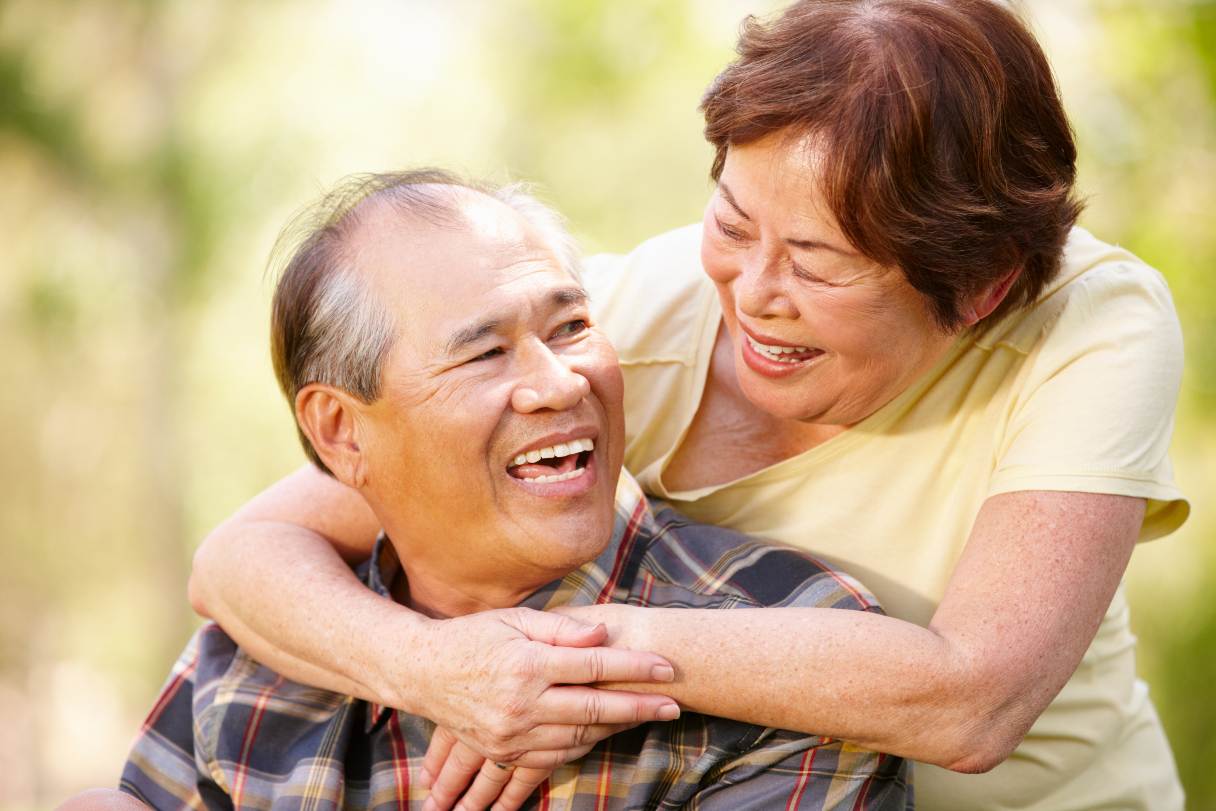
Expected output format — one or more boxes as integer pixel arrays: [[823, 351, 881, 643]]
[[735, 250, 797, 320]]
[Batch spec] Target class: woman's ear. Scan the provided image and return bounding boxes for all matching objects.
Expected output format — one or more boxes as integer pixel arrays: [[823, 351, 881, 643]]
[[295, 384, 369, 488], [961, 267, 1020, 327]]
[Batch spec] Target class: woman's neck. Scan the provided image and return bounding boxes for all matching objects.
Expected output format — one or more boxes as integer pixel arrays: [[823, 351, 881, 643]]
[[662, 326, 842, 493]]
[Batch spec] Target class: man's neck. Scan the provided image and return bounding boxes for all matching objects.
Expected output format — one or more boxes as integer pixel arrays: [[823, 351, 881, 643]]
[[389, 561, 547, 618]]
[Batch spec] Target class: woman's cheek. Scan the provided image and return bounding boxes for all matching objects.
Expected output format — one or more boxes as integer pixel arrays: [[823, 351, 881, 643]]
[[700, 242, 734, 286]]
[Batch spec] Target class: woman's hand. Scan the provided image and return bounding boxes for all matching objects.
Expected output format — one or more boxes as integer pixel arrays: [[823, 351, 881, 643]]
[[408, 606, 678, 765], [420, 728, 563, 811], [415, 604, 667, 809]]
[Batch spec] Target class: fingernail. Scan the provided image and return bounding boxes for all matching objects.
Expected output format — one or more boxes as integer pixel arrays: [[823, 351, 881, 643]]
[[418, 767, 432, 788], [423, 798, 437, 811], [652, 664, 675, 682], [658, 702, 681, 721]]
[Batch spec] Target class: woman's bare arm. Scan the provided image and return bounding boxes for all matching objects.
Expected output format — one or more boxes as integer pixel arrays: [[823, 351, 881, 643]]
[[558, 489, 1143, 772], [188, 465, 681, 758], [188, 466, 389, 698]]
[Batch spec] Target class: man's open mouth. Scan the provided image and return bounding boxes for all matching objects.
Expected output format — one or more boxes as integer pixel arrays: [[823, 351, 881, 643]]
[[507, 438, 595, 483]]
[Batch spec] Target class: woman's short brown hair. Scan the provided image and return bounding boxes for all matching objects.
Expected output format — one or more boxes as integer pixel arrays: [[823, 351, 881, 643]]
[[702, 0, 1083, 329]]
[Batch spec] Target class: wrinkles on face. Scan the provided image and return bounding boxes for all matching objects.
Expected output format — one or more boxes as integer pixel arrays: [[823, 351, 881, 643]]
[[702, 132, 955, 426], [342, 195, 625, 618]]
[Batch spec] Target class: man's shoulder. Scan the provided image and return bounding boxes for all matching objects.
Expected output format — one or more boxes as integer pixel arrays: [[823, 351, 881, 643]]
[[635, 500, 884, 614], [180, 623, 352, 763]]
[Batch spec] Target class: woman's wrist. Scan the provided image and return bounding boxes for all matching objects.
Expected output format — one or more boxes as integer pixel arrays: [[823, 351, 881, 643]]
[[356, 600, 442, 715], [552, 604, 655, 658]]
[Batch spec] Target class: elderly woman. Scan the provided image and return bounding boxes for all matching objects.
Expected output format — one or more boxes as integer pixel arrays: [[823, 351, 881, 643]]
[[189, 1, 1187, 809]]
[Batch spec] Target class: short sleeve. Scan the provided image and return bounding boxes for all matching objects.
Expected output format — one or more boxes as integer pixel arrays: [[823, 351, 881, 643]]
[[988, 260, 1189, 540], [580, 227, 720, 479]]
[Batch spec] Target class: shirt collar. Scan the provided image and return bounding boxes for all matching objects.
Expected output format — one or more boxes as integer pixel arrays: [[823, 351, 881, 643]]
[[363, 473, 652, 732]]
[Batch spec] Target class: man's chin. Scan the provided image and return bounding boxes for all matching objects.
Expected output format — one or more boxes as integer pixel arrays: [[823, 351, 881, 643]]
[[514, 507, 615, 572]]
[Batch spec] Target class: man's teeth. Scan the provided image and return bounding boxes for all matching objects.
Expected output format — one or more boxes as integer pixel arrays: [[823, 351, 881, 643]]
[[512, 437, 594, 468], [746, 335, 813, 363], [521, 466, 587, 484]]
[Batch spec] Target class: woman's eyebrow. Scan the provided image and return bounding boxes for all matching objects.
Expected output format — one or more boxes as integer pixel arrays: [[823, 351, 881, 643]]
[[718, 182, 751, 220], [720, 181, 858, 258]]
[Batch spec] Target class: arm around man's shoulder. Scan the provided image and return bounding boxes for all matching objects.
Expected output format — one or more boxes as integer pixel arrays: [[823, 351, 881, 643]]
[[640, 507, 911, 809]]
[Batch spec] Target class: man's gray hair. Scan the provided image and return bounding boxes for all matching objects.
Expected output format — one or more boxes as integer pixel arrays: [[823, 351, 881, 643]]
[[269, 168, 583, 474]]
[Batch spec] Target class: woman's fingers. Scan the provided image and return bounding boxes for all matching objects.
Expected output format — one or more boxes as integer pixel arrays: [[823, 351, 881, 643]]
[[488, 768, 554, 811], [421, 727, 459, 789], [539, 644, 675, 686], [511, 610, 609, 648], [535, 684, 680, 727], [448, 759, 514, 811], [499, 723, 627, 766], [422, 739, 486, 811], [446, 761, 552, 811]]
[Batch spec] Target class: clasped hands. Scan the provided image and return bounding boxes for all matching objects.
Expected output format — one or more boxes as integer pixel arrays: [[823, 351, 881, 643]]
[[397, 604, 678, 811]]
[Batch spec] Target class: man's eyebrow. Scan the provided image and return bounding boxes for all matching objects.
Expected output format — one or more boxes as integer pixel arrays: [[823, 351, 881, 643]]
[[442, 286, 589, 357], [444, 319, 501, 357], [551, 286, 589, 308], [719, 181, 859, 257]]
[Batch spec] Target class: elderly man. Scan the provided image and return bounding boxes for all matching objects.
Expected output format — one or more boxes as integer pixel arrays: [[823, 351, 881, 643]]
[[108, 170, 907, 810]]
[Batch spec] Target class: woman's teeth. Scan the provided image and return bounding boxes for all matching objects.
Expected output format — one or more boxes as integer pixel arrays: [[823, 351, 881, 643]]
[[511, 437, 594, 468], [746, 335, 814, 363]]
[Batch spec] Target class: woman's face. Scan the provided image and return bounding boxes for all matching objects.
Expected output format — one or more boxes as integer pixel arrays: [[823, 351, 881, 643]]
[[701, 132, 958, 426]]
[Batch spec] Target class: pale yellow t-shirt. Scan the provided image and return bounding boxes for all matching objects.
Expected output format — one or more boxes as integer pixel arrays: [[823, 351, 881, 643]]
[[582, 224, 1189, 811]]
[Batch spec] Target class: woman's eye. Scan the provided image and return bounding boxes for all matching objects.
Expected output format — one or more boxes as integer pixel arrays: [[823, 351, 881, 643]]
[[715, 216, 747, 242], [792, 263, 834, 286]]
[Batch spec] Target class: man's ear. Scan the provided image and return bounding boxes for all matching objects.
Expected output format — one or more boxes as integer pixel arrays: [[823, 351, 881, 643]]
[[295, 384, 369, 489], [960, 267, 1020, 327]]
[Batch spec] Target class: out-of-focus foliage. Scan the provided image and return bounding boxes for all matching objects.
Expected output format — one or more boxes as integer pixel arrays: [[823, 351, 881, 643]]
[[0, 0, 1211, 807]]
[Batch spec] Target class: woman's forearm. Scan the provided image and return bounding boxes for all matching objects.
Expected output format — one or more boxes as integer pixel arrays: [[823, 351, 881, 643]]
[[571, 604, 977, 767], [188, 466, 683, 765], [568, 490, 1144, 773], [190, 517, 433, 711]]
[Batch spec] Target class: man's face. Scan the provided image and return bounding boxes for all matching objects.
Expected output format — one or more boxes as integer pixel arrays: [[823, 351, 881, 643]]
[[349, 194, 625, 613]]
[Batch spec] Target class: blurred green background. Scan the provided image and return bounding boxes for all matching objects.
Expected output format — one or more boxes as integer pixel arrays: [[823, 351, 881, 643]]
[[1, 0, 1213, 807]]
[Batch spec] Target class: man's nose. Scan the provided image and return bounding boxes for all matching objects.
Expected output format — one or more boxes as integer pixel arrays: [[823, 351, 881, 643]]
[[735, 248, 797, 321], [510, 340, 591, 413]]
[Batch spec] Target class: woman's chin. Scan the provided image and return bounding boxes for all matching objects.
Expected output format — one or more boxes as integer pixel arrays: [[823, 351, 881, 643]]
[[737, 377, 830, 424]]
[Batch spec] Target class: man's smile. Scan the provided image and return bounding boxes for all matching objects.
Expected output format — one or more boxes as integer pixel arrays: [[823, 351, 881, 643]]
[[505, 430, 599, 495]]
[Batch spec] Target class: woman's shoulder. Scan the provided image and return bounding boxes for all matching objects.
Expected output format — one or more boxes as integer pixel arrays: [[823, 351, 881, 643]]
[[975, 226, 1180, 356], [582, 224, 717, 365]]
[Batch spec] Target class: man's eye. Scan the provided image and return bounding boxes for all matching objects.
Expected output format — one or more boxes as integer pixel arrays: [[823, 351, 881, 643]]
[[554, 319, 588, 337], [468, 347, 504, 363]]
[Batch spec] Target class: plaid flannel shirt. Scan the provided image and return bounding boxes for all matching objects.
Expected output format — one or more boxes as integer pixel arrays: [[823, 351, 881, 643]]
[[121, 476, 910, 810]]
